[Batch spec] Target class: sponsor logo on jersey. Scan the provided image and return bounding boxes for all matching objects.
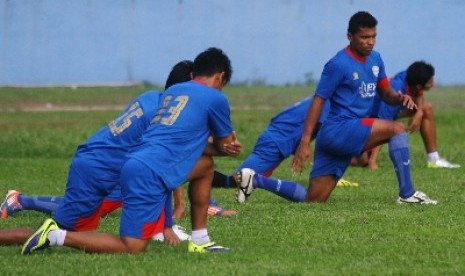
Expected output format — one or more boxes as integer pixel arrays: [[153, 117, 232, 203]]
[[358, 81, 377, 98], [353, 72, 359, 80], [372, 66, 380, 77]]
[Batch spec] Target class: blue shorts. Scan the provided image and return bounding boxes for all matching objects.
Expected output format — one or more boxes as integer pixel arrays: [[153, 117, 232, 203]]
[[237, 135, 285, 175], [53, 157, 118, 231], [237, 123, 322, 176], [119, 158, 168, 239], [310, 118, 372, 180]]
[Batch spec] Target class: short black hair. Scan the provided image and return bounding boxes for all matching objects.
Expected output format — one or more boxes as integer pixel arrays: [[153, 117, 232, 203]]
[[164, 60, 193, 90], [192, 47, 232, 85], [348, 11, 378, 35], [406, 61, 435, 87]]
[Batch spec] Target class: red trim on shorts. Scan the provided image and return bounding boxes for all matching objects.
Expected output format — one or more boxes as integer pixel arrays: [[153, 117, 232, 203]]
[[75, 212, 102, 232], [99, 199, 122, 217], [361, 118, 375, 126], [141, 208, 166, 240], [262, 164, 280, 177], [74, 199, 122, 231]]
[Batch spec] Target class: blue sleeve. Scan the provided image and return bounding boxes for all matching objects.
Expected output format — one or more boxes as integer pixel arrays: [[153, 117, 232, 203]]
[[209, 95, 234, 138], [164, 192, 173, 228], [315, 59, 344, 100]]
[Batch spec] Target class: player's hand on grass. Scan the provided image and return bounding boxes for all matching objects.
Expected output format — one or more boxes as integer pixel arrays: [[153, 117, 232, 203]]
[[163, 227, 181, 246]]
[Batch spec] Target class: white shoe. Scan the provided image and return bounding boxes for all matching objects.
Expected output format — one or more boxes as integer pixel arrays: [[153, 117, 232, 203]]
[[235, 168, 255, 203], [427, 158, 460, 169], [397, 191, 438, 205], [152, 225, 191, 242]]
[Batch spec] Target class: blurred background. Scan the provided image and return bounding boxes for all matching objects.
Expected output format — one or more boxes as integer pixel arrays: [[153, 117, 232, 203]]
[[1, 0, 464, 87]]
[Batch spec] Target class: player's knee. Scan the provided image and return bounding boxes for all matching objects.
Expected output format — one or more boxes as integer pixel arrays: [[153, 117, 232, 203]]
[[122, 238, 149, 254], [392, 121, 406, 134], [423, 102, 434, 116]]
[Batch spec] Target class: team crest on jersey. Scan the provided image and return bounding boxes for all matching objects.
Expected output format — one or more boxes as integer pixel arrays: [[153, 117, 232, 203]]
[[353, 72, 359, 80], [372, 66, 380, 77]]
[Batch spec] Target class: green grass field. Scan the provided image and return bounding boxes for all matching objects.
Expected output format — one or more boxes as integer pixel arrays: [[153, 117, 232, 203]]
[[0, 85, 464, 275]]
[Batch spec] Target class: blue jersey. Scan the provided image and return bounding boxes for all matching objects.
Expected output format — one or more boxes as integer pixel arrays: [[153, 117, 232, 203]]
[[129, 81, 234, 190], [265, 96, 330, 156], [316, 47, 388, 120], [75, 91, 161, 181]]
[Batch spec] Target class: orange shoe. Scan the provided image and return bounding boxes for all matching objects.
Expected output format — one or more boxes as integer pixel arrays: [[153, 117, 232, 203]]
[[207, 199, 237, 217]]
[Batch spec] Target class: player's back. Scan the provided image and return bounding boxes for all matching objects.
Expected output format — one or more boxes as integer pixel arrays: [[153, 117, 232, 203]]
[[130, 81, 233, 189], [75, 91, 161, 173]]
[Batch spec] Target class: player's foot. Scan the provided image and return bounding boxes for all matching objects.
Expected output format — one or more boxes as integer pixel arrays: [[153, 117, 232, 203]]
[[336, 178, 359, 187], [397, 191, 438, 205], [152, 225, 191, 242], [207, 199, 237, 217], [22, 218, 59, 255], [187, 241, 230, 253], [1, 190, 23, 219], [234, 168, 255, 203], [427, 158, 460, 169]]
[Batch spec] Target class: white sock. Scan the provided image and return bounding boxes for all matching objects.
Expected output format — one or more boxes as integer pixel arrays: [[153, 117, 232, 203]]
[[427, 151, 439, 162], [191, 229, 210, 245], [48, 229, 67, 246]]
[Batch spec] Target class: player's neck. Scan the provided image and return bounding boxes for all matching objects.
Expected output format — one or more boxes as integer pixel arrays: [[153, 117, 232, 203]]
[[345, 46, 367, 62]]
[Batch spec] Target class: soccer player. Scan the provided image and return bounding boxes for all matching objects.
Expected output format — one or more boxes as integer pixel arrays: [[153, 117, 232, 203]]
[[237, 11, 437, 205], [211, 95, 359, 204], [1, 61, 236, 223], [21, 47, 239, 255], [0, 60, 195, 248], [362, 61, 460, 169]]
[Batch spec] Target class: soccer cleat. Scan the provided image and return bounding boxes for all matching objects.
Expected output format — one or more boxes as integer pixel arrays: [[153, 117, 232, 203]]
[[207, 199, 237, 217], [152, 225, 191, 242], [427, 158, 460, 169], [21, 218, 59, 255], [187, 241, 230, 253], [1, 190, 23, 219], [235, 168, 255, 203], [397, 191, 438, 205], [336, 178, 359, 187]]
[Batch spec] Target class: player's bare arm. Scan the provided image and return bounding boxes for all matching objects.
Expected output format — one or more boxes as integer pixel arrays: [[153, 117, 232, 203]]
[[378, 86, 417, 110], [291, 96, 325, 173], [406, 94, 424, 132]]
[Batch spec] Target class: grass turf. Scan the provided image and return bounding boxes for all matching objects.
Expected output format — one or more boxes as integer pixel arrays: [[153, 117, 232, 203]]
[[0, 85, 464, 275]]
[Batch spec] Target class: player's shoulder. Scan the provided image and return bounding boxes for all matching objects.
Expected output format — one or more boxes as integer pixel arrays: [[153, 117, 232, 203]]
[[136, 90, 162, 101]]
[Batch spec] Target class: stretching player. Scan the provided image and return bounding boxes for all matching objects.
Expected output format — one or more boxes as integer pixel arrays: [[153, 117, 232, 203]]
[[237, 11, 437, 205], [1, 61, 236, 222], [211, 95, 359, 204], [361, 61, 460, 169], [0, 60, 195, 249], [21, 47, 240, 255]]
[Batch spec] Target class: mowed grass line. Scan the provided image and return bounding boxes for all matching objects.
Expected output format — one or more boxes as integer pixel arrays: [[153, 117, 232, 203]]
[[0, 86, 464, 275]]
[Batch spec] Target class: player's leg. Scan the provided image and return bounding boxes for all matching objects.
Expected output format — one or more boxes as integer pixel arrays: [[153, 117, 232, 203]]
[[211, 170, 236, 188], [306, 147, 351, 202], [0, 228, 35, 245], [367, 119, 437, 203], [235, 137, 308, 202], [1, 190, 63, 218], [172, 186, 185, 219], [187, 155, 229, 252], [420, 103, 460, 168], [306, 175, 337, 202], [45, 158, 165, 254]]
